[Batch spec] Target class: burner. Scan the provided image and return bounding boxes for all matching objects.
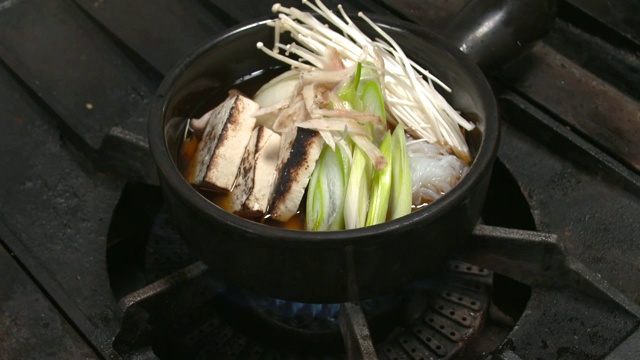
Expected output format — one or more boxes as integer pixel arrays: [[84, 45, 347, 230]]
[[375, 262, 494, 360], [109, 209, 531, 358], [112, 256, 528, 359], [107, 158, 534, 359], [209, 260, 494, 358]]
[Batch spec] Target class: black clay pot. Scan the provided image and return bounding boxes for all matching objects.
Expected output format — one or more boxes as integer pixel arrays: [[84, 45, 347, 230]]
[[148, 2, 554, 303]]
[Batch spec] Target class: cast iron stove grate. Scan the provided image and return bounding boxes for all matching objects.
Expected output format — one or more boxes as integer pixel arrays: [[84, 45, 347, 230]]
[[102, 158, 619, 359], [105, 176, 640, 359], [107, 180, 513, 359], [1, 0, 640, 359]]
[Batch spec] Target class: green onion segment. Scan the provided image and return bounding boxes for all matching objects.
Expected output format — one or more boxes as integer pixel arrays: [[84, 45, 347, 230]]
[[305, 144, 350, 231], [306, 62, 412, 230], [360, 78, 386, 123], [344, 144, 372, 229], [366, 131, 392, 226], [389, 124, 412, 219], [338, 62, 362, 110]]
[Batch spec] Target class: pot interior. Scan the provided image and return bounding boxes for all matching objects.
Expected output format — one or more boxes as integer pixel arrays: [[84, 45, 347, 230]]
[[156, 16, 496, 236]]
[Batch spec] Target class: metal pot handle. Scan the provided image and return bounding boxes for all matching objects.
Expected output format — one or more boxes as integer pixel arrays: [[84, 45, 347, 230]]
[[444, 0, 557, 71]]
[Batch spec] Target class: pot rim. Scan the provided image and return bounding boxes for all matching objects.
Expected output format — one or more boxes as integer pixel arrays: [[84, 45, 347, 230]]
[[148, 15, 500, 246]]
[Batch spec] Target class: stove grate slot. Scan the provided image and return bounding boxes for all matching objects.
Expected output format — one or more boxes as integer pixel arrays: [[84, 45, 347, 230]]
[[399, 335, 439, 360], [379, 344, 411, 360], [448, 261, 491, 276], [423, 315, 462, 342], [440, 291, 483, 311], [432, 301, 474, 327], [410, 325, 448, 357]]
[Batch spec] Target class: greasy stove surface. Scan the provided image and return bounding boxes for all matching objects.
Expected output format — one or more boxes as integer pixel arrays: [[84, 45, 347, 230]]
[[0, 0, 639, 359]]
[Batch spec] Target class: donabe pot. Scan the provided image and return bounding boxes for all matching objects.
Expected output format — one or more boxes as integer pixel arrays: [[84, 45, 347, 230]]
[[149, 15, 499, 303]]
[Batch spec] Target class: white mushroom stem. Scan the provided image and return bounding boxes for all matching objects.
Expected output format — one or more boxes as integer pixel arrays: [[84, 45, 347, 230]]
[[260, 0, 475, 163]]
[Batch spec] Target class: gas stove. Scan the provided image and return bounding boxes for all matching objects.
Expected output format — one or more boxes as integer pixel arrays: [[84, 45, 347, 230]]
[[1, 0, 639, 359]]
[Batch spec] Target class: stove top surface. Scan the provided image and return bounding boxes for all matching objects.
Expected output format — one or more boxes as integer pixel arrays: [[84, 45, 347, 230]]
[[1, 0, 639, 359]]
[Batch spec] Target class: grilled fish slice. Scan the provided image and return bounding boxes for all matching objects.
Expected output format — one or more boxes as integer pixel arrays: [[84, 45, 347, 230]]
[[231, 126, 281, 216], [189, 94, 258, 191], [269, 128, 324, 221]]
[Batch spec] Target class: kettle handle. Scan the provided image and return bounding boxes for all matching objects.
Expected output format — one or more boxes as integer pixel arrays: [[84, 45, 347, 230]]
[[444, 0, 557, 71]]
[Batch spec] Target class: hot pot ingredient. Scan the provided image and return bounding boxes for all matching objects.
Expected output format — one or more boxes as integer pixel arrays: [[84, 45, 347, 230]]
[[257, 0, 475, 163], [269, 127, 325, 221], [407, 140, 470, 205], [188, 94, 258, 191], [181, 0, 472, 230], [230, 126, 281, 216]]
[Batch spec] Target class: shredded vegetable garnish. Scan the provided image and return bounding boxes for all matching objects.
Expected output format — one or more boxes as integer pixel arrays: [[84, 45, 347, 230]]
[[257, 0, 474, 162]]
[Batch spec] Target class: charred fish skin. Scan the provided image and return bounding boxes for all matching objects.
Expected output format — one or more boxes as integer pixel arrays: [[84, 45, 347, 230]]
[[230, 127, 259, 215], [244, 127, 281, 214], [206, 95, 259, 191], [189, 100, 233, 185], [230, 126, 281, 217], [190, 94, 259, 191], [270, 128, 324, 221]]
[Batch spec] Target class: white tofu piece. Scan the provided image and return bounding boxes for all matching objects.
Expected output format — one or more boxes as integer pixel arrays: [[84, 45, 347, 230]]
[[189, 94, 258, 191], [230, 126, 281, 216], [269, 128, 324, 221]]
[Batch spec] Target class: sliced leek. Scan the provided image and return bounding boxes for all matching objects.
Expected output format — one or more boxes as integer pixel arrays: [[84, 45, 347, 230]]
[[306, 144, 350, 230], [344, 143, 372, 229], [366, 131, 392, 226], [389, 124, 412, 219]]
